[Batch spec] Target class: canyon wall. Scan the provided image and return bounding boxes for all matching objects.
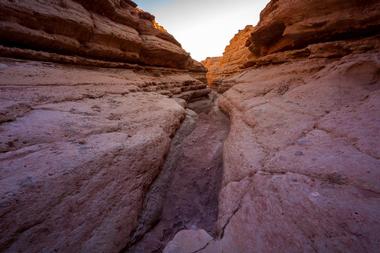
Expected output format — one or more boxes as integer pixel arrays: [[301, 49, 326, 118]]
[[0, 1, 208, 252], [204, 0, 380, 92], [0, 0, 204, 70], [165, 0, 380, 252], [202, 25, 254, 88]]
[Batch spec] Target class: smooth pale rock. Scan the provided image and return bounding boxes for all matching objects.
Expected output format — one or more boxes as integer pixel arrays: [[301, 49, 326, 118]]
[[163, 229, 213, 253], [195, 49, 380, 253], [0, 91, 186, 253], [0, 55, 209, 253], [166, 50, 380, 253]]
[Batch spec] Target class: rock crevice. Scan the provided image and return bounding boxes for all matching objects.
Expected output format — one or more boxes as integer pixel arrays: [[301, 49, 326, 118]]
[[165, 1, 380, 253]]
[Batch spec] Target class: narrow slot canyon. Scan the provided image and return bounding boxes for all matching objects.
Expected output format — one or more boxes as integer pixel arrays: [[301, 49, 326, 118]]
[[0, 1, 379, 253], [126, 97, 230, 253]]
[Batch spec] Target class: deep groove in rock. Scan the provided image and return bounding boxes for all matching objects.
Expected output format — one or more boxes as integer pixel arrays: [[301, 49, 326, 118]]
[[124, 96, 230, 253]]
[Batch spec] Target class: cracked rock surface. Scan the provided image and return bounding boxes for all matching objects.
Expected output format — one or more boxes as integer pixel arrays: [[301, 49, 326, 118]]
[[166, 48, 380, 252], [0, 52, 211, 253], [127, 102, 230, 253]]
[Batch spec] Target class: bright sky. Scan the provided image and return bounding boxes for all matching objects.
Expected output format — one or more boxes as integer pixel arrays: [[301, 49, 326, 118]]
[[134, 0, 269, 61]]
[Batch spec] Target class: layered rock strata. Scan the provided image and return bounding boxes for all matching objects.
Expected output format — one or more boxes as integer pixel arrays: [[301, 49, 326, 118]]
[[204, 0, 380, 92], [202, 25, 254, 86], [165, 0, 380, 252], [0, 58, 210, 253], [0, 62, 208, 253], [0, 1, 209, 252], [0, 0, 205, 71]]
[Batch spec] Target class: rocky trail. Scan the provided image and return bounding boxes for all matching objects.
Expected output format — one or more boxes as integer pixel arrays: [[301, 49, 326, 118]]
[[126, 97, 230, 253]]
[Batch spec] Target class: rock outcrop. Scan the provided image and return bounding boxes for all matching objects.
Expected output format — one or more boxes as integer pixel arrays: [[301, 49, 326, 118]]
[[204, 0, 380, 92], [0, 0, 205, 71], [247, 0, 380, 57], [0, 1, 209, 252], [166, 0, 380, 252], [202, 25, 254, 87]]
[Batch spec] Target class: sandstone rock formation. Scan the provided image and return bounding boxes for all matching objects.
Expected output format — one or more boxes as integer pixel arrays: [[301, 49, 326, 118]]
[[165, 0, 380, 252], [247, 0, 380, 57], [204, 0, 380, 92], [202, 25, 254, 87], [0, 59, 208, 252], [0, 1, 209, 252], [0, 0, 205, 71]]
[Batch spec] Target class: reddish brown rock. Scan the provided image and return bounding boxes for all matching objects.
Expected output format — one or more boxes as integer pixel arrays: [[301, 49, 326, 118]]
[[202, 26, 254, 87], [2, 0, 380, 252], [0, 0, 205, 70], [0, 1, 209, 252], [204, 0, 380, 91], [0, 56, 209, 252], [166, 0, 380, 252], [168, 41, 380, 253], [202, 56, 222, 86], [248, 0, 380, 57]]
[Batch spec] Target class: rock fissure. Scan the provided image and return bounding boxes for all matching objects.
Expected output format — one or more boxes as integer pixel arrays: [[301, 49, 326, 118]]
[[125, 98, 230, 253]]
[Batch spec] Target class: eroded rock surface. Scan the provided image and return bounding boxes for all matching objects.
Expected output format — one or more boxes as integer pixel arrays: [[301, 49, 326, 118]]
[[1, 0, 380, 252], [0, 57, 210, 252], [127, 103, 230, 253], [0, 91, 185, 253], [247, 0, 380, 57], [204, 0, 380, 91], [0, 0, 204, 71], [166, 0, 380, 252], [202, 25, 254, 88], [167, 45, 380, 253], [0, 1, 209, 252]]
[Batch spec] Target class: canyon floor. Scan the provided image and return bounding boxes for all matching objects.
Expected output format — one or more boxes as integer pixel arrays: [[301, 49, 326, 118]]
[[127, 99, 230, 253]]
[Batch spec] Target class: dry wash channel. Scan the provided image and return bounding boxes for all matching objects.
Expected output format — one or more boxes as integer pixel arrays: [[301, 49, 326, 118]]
[[125, 96, 230, 253]]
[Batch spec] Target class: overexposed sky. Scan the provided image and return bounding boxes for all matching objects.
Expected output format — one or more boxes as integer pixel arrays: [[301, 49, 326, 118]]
[[134, 0, 269, 61]]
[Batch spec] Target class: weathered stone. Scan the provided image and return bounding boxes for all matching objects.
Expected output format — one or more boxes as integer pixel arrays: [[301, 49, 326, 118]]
[[0, 0, 206, 70], [167, 1, 380, 252]]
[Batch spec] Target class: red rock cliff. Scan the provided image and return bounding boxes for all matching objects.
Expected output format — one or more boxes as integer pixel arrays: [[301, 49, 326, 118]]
[[202, 25, 254, 86], [204, 0, 380, 91], [248, 0, 380, 57], [0, 0, 204, 70]]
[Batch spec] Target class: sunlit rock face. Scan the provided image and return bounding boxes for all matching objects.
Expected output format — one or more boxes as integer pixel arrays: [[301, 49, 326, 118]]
[[0, 1, 209, 252], [202, 25, 254, 89], [166, 0, 380, 252], [0, 0, 205, 71], [247, 0, 380, 57], [204, 0, 380, 91]]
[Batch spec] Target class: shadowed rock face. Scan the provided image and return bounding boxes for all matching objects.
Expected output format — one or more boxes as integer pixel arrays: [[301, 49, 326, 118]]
[[0, 0, 204, 71]]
